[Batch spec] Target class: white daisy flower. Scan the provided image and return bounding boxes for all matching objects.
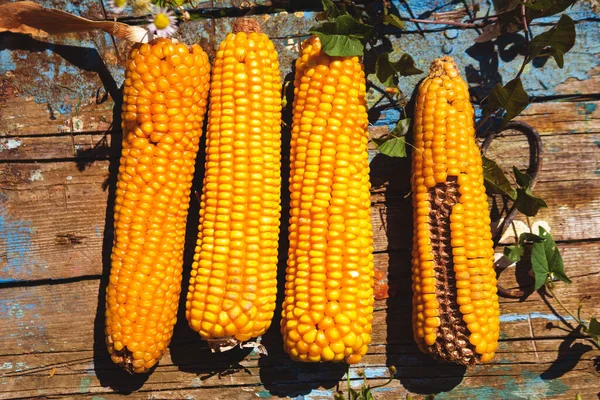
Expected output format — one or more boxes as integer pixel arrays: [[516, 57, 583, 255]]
[[106, 0, 127, 14], [131, 0, 153, 16], [148, 6, 178, 38]]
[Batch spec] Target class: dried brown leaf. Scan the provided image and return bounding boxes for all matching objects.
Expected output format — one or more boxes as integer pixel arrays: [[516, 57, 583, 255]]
[[0, 1, 148, 42]]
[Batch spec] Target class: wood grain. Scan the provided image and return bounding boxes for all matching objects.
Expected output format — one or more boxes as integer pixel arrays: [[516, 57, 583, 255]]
[[0, 279, 598, 399]]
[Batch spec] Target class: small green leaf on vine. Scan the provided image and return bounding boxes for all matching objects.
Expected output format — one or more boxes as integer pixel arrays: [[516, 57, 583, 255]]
[[587, 318, 600, 336], [526, 14, 576, 68], [482, 156, 517, 199], [317, 0, 341, 21], [372, 118, 411, 158], [376, 53, 422, 88], [310, 14, 372, 57], [383, 13, 405, 30], [524, 0, 577, 18], [504, 244, 524, 263], [520, 232, 544, 243], [530, 227, 570, 290], [512, 167, 547, 217], [376, 53, 397, 88], [513, 166, 533, 188], [484, 78, 529, 128], [539, 227, 571, 284]]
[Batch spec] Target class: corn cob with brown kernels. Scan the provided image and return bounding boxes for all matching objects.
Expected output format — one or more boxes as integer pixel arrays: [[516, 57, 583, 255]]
[[411, 56, 500, 365]]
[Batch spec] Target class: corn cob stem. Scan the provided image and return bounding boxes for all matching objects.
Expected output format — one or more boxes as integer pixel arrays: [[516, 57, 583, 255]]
[[105, 38, 211, 374], [411, 56, 500, 365], [281, 36, 375, 364], [186, 20, 282, 352]]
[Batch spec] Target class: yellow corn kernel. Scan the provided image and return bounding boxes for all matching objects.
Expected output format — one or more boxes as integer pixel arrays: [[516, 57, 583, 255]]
[[410, 56, 500, 365], [105, 38, 210, 374], [280, 36, 374, 364], [185, 24, 282, 350]]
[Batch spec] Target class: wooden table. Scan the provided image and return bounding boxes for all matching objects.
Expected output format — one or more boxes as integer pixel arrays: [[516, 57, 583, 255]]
[[1, 1, 599, 398]]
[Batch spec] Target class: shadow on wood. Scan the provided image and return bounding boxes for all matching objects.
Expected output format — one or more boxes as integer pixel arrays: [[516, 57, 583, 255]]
[[541, 327, 594, 381], [465, 33, 525, 101]]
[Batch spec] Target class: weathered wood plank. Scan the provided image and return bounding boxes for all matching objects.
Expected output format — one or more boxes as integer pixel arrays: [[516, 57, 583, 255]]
[[0, 279, 598, 399], [1, 162, 599, 282], [1, 279, 599, 354], [3, 105, 599, 184], [2, 15, 599, 141]]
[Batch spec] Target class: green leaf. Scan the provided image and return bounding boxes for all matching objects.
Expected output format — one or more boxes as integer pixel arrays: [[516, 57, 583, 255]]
[[310, 14, 372, 57], [531, 239, 550, 290], [361, 386, 374, 400], [513, 166, 533, 189], [512, 167, 547, 217], [320, 0, 340, 20], [372, 118, 411, 158], [482, 157, 517, 199], [514, 188, 548, 216], [483, 78, 529, 128], [587, 317, 600, 336], [504, 245, 524, 263], [391, 53, 423, 76], [383, 13, 405, 30], [376, 53, 422, 88], [538, 227, 571, 284], [524, 0, 576, 17], [527, 14, 576, 68], [520, 232, 544, 243], [376, 53, 397, 88]]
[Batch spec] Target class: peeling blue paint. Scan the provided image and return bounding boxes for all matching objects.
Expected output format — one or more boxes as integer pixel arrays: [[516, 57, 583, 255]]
[[500, 312, 575, 323], [0, 362, 13, 370], [0, 51, 16, 72], [583, 103, 597, 114], [371, 387, 396, 393], [255, 388, 272, 398], [435, 370, 568, 400], [301, 389, 335, 400], [0, 300, 36, 320], [78, 376, 92, 393], [349, 366, 391, 379], [0, 193, 35, 279]]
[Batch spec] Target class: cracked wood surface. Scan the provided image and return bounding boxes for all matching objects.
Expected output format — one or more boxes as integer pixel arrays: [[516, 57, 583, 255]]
[[1, 0, 600, 399]]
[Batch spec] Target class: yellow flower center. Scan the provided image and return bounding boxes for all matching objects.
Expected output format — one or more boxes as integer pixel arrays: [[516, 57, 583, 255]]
[[114, 0, 126, 7], [154, 13, 170, 30]]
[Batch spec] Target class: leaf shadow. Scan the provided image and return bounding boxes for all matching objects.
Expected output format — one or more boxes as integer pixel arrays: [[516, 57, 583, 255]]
[[540, 327, 593, 381], [465, 33, 526, 101]]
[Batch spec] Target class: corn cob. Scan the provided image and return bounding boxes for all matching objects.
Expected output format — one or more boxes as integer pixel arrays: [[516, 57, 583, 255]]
[[105, 38, 210, 373], [186, 21, 282, 350], [280, 36, 374, 364], [411, 56, 500, 365]]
